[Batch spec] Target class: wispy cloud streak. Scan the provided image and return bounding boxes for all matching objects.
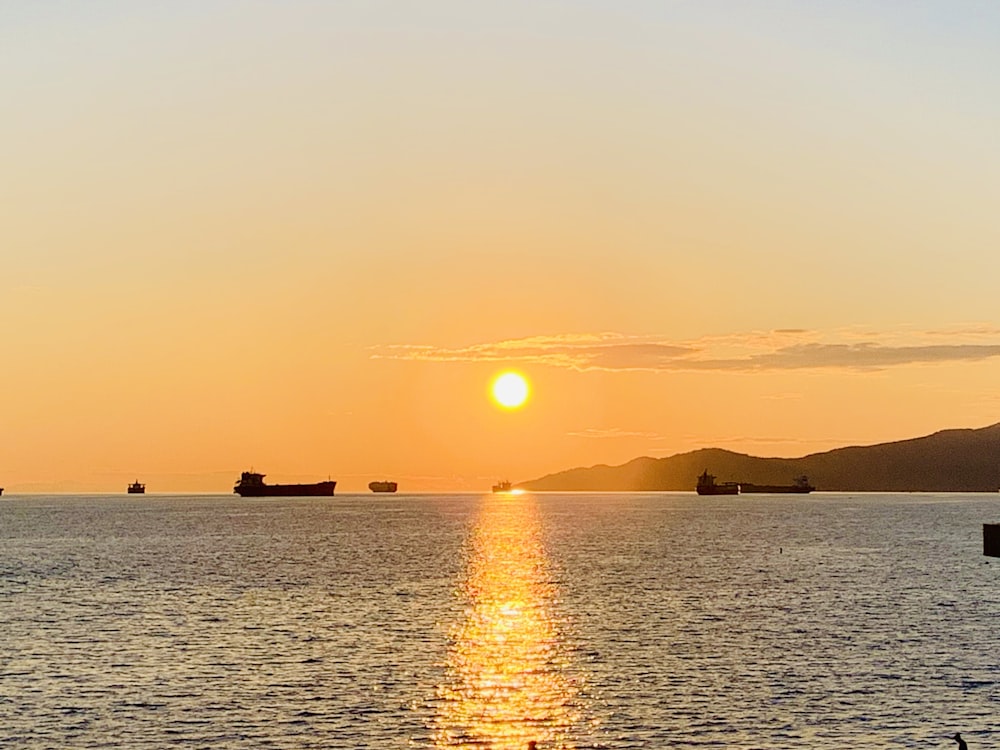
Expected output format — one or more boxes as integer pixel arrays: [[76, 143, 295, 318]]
[[566, 428, 663, 439], [373, 333, 694, 370], [372, 328, 1000, 373]]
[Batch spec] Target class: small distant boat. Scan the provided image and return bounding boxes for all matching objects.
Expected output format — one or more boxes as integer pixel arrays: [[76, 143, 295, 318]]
[[369, 480, 398, 493], [127, 480, 145, 494], [696, 470, 740, 495], [234, 471, 336, 497], [492, 479, 513, 493]]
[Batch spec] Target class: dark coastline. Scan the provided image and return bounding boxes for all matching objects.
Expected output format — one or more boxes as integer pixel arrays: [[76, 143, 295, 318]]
[[520, 423, 1000, 493]]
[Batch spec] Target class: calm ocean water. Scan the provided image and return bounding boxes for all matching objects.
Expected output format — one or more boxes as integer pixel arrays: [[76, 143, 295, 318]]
[[1, 492, 997, 749]]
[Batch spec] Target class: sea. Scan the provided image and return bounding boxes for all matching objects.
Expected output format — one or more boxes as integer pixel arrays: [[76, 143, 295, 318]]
[[1, 492, 997, 749]]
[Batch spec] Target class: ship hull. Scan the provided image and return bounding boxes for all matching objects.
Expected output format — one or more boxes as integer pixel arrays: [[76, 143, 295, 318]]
[[369, 482, 397, 493], [696, 485, 740, 496], [236, 482, 336, 497], [739, 484, 813, 494]]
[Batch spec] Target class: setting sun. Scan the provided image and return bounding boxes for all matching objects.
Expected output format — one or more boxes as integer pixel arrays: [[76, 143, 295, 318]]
[[491, 372, 530, 409]]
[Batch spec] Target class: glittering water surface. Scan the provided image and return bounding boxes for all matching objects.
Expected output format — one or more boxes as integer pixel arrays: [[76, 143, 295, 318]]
[[1, 492, 997, 748]]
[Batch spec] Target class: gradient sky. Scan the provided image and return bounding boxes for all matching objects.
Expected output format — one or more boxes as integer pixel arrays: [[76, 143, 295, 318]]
[[3, 1, 999, 492]]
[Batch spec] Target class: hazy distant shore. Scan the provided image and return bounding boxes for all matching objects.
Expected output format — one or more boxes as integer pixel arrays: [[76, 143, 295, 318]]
[[520, 423, 1000, 493]]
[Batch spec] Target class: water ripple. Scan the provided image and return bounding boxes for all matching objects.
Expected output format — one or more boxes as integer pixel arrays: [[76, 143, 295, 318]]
[[0, 493, 997, 748]]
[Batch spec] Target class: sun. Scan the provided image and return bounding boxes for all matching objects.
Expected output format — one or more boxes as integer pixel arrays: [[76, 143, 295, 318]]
[[491, 371, 530, 409]]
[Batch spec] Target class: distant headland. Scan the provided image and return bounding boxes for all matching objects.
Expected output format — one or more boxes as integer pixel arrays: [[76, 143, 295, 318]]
[[518, 423, 1000, 493]]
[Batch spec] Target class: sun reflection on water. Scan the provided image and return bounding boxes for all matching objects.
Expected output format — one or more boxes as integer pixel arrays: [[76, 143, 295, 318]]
[[433, 494, 585, 750]]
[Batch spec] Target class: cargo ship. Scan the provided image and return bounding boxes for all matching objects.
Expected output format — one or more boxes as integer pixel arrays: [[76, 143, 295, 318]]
[[492, 479, 513, 493], [369, 480, 398, 493], [234, 471, 336, 497], [127, 480, 145, 494], [696, 470, 740, 495], [739, 476, 814, 494]]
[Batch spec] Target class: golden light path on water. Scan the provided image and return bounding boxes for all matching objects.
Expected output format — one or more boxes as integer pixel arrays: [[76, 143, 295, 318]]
[[433, 493, 587, 750]]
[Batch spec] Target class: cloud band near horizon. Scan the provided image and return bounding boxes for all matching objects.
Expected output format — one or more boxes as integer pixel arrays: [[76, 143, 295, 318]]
[[372, 329, 1000, 372]]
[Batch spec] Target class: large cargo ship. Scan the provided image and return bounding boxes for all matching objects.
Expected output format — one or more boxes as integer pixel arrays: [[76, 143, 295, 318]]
[[740, 476, 815, 494], [696, 470, 740, 495], [234, 471, 336, 497], [127, 480, 145, 494], [369, 480, 398, 493], [492, 479, 513, 493]]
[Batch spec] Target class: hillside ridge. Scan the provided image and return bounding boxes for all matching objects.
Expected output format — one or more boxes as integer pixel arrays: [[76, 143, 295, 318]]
[[519, 423, 1000, 492]]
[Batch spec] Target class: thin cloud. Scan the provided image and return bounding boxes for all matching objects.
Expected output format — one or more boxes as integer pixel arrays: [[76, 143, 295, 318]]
[[712, 342, 1000, 371], [567, 428, 663, 439], [372, 328, 1000, 373], [373, 333, 696, 370], [923, 325, 1000, 338], [689, 435, 854, 446]]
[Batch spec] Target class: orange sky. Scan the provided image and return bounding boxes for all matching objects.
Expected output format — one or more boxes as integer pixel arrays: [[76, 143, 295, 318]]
[[3, 3, 1000, 492]]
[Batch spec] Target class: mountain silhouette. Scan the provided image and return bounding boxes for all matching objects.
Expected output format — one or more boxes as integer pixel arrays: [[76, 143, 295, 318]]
[[519, 423, 1000, 492]]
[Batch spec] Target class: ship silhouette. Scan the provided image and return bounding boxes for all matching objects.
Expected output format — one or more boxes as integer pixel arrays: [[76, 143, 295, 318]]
[[234, 471, 336, 497]]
